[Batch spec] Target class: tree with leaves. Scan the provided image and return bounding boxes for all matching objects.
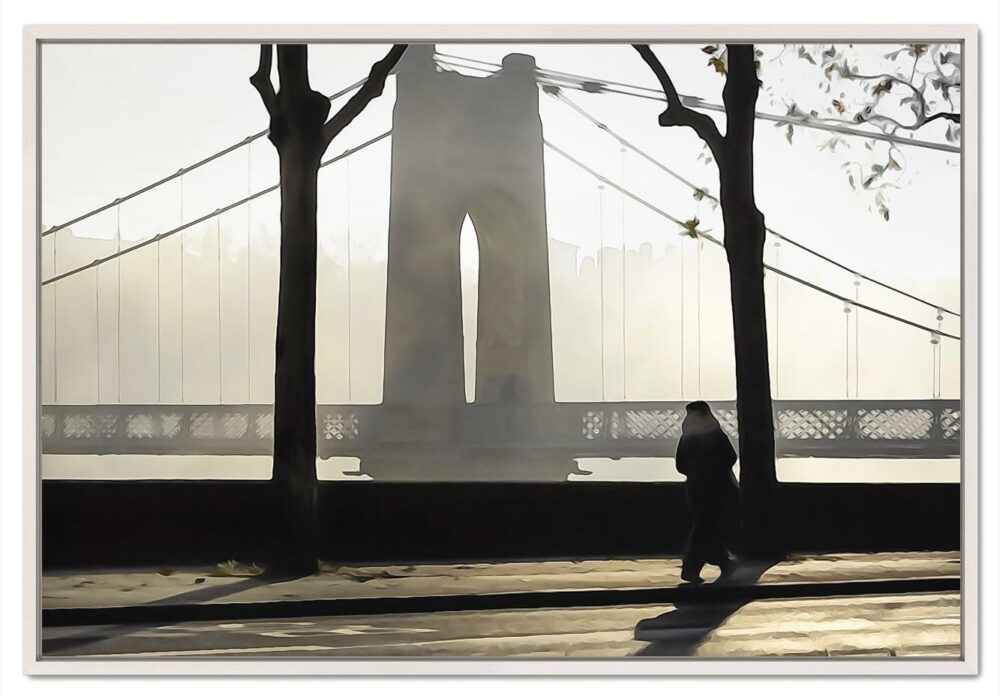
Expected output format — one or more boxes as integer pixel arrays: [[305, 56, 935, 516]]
[[768, 42, 961, 221], [633, 43, 778, 553], [251, 43, 406, 573]]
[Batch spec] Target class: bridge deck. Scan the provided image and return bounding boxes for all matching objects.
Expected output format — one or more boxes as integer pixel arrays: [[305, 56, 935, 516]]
[[41, 400, 961, 459]]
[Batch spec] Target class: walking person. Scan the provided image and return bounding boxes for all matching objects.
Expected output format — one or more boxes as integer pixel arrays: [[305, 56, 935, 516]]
[[676, 400, 739, 584]]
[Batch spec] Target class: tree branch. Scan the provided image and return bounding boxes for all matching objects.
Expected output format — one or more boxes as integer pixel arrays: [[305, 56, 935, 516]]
[[838, 66, 931, 123], [924, 111, 961, 125], [632, 44, 724, 159], [828, 63, 959, 132], [249, 44, 277, 117], [323, 44, 408, 146]]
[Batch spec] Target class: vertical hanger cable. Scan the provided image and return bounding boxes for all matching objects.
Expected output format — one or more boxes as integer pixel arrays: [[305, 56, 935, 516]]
[[116, 204, 122, 403], [347, 159, 353, 403], [157, 235, 162, 403], [247, 147, 253, 404], [619, 148, 627, 401], [854, 275, 861, 398], [180, 176, 186, 403], [95, 264, 101, 403], [679, 233, 685, 400], [53, 231, 59, 403], [696, 238, 702, 397], [598, 184, 606, 401], [218, 215, 223, 403], [844, 302, 852, 398], [774, 241, 781, 399]]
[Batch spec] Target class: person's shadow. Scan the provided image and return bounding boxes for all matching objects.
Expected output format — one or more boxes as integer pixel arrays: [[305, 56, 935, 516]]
[[41, 568, 314, 656], [633, 558, 778, 657]]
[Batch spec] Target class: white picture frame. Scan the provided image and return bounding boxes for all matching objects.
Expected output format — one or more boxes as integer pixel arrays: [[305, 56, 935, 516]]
[[22, 23, 980, 676]]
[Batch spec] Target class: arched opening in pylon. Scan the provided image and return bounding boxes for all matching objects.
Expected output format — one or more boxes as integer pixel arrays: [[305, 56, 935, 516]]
[[459, 214, 480, 404]]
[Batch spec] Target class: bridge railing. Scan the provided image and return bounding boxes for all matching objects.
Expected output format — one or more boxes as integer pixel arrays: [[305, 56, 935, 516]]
[[40, 399, 961, 459]]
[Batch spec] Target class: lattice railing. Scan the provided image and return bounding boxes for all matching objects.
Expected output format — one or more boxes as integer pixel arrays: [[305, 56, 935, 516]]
[[40, 399, 960, 459]]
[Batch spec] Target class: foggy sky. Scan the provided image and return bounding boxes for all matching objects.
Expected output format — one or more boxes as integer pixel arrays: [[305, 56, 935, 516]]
[[38, 42, 962, 481]]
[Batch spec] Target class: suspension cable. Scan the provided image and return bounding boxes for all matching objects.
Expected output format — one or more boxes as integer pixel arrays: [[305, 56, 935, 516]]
[[537, 74, 960, 155], [436, 51, 960, 155], [544, 138, 961, 342], [50, 52, 954, 242], [42, 78, 368, 238], [544, 86, 960, 317], [41, 131, 392, 287]]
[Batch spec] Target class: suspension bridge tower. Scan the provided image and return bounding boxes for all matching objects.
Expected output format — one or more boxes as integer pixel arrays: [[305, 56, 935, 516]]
[[371, 44, 573, 480]]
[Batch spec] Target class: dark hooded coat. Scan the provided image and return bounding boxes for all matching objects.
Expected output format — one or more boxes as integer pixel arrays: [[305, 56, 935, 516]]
[[676, 407, 739, 572], [676, 423, 739, 509]]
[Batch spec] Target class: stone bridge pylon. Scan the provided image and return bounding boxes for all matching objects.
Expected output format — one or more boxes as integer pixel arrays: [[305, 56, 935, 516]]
[[371, 44, 575, 480]]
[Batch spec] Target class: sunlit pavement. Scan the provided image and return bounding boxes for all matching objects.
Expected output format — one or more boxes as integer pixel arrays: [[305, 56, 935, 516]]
[[42, 551, 960, 610], [40, 552, 962, 658], [41, 591, 960, 659]]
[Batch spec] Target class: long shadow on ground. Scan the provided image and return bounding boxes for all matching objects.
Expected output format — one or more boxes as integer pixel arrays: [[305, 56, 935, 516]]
[[41, 570, 312, 656], [633, 559, 778, 657]]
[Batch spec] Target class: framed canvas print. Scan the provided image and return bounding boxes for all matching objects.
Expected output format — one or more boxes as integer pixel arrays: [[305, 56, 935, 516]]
[[23, 24, 979, 676]]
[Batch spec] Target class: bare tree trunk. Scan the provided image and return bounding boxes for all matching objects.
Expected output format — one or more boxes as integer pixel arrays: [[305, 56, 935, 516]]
[[634, 43, 780, 554], [272, 147, 322, 569], [720, 45, 779, 552], [267, 46, 330, 572], [720, 192, 777, 550], [719, 44, 777, 552], [251, 43, 406, 572]]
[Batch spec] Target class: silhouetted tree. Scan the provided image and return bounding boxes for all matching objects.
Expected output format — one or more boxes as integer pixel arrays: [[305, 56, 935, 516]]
[[251, 43, 406, 572], [634, 44, 777, 552]]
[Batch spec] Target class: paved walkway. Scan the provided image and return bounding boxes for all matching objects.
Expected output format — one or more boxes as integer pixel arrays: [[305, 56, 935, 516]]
[[43, 551, 959, 611], [42, 591, 961, 659]]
